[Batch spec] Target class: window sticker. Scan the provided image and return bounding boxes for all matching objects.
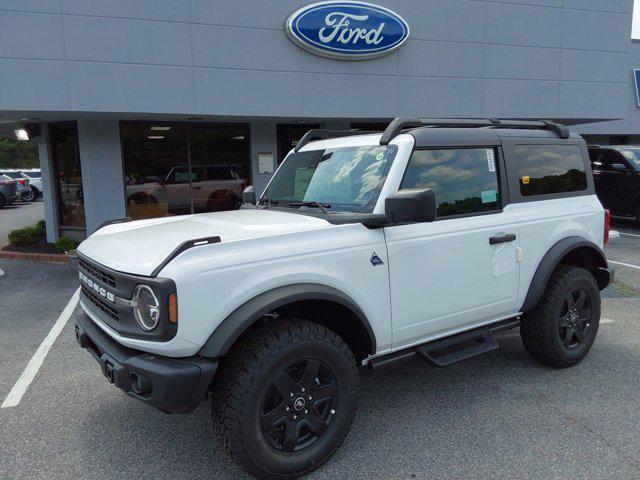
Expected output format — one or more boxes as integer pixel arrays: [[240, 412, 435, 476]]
[[481, 189, 497, 204], [521, 175, 530, 185], [486, 149, 496, 172]]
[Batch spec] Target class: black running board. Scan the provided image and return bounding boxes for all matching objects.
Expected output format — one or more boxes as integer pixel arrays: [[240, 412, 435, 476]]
[[367, 318, 519, 370]]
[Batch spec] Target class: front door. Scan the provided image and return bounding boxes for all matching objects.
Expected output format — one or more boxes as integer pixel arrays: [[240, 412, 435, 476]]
[[277, 124, 320, 163], [384, 147, 520, 349]]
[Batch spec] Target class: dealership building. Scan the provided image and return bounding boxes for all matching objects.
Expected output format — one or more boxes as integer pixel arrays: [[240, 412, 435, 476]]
[[0, 0, 639, 241]]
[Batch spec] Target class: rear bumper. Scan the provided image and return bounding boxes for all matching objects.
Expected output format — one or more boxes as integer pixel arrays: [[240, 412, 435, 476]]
[[75, 310, 218, 414]]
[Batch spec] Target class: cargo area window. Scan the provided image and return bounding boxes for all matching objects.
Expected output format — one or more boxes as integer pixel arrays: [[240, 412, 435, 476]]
[[515, 145, 587, 197], [400, 148, 501, 218]]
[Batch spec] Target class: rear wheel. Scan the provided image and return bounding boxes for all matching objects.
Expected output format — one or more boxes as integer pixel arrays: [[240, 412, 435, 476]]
[[520, 265, 600, 368], [22, 188, 35, 202], [212, 319, 358, 479]]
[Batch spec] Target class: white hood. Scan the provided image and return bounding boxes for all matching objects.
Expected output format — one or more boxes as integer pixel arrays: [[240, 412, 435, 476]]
[[77, 209, 332, 276]]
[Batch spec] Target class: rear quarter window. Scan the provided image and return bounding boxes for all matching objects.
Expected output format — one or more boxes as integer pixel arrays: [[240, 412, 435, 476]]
[[515, 145, 587, 197]]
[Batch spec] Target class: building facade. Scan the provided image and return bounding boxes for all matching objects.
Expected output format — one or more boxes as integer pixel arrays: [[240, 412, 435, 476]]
[[0, 0, 638, 241]]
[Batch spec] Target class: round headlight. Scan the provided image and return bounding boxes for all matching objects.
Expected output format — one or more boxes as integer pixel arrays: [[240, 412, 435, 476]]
[[132, 284, 160, 331]]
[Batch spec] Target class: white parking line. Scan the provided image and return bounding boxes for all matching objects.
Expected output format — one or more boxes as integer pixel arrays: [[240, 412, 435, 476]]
[[600, 318, 615, 324], [609, 260, 640, 271], [1, 288, 80, 409], [620, 232, 640, 238]]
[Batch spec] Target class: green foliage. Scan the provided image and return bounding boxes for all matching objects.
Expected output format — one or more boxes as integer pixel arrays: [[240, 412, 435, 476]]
[[0, 137, 39, 169], [32, 220, 46, 237], [55, 236, 76, 254], [8, 227, 35, 246]]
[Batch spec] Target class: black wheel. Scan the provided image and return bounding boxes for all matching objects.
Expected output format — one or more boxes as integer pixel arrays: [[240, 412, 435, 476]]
[[212, 319, 358, 479], [27, 186, 38, 202], [520, 265, 600, 368], [0, 193, 5, 208]]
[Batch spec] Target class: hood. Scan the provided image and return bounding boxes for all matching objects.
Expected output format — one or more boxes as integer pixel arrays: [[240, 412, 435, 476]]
[[77, 209, 332, 276]]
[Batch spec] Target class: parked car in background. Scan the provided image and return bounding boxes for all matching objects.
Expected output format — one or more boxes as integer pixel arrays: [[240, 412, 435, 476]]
[[0, 174, 19, 207], [588, 145, 640, 224], [20, 169, 43, 200], [0, 170, 33, 202]]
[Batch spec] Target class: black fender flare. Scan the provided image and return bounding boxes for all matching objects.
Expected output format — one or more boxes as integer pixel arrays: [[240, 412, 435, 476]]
[[521, 236, 611, 312], [197, 283, 376, 358]]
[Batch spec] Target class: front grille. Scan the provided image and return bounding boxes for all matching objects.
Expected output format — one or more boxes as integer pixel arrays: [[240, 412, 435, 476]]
[[82, 285, 119, 321], [79, 258, 116, 288]]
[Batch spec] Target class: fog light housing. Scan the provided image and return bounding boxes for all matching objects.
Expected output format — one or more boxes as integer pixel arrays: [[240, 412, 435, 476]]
[[132, 285, 160, 331]]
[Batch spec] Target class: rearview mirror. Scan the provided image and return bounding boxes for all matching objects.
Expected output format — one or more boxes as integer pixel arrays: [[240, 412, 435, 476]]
[[611, 163, 628, 172], [385, 189, 436, 224], [242, 185, 256, 205]]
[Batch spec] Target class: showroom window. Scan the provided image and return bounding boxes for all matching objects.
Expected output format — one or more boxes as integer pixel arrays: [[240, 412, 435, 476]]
[[120, 122, 250, 220], [50, 123, 85, 228]]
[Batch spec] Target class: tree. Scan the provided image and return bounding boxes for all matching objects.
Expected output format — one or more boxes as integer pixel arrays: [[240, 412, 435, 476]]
[[0, 137, 39, 169]]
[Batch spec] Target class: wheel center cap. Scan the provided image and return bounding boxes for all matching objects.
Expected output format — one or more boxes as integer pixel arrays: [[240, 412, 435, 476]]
[[293, 397, 306, 411]]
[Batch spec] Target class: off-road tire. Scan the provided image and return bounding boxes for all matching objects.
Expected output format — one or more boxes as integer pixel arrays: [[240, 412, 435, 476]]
[[212, 319, 359, 480], [520, 265, 600, 368]]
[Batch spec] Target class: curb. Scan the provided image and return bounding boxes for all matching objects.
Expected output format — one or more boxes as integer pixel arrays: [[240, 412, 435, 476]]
[[0, 251, 69, 264]]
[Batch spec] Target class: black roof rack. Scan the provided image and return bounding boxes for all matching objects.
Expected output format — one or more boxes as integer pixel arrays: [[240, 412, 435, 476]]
[[379, 117, 570, 145], [294, 129, 379, 152]]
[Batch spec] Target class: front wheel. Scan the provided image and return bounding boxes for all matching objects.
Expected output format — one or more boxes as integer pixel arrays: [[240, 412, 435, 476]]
[[520, 265, 601, 368], [212, 319, 358, 479], [21, 188, 35, 202]]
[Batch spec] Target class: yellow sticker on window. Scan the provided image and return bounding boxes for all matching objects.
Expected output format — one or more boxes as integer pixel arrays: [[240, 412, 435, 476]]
[[521, 175, 530, 185]]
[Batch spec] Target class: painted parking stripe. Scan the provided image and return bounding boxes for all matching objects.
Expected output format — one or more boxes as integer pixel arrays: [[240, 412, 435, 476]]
[[600, 318, 615, 324], [609, 260, 640, 271], [1, 288, 80, 409], [620, 232, 640, 238]]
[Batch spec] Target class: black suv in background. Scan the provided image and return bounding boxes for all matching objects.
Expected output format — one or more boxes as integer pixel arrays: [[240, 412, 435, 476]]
[[588, 145, 640, 225]]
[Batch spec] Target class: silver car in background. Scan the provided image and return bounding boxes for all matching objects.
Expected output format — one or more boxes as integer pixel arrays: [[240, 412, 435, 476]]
[[0, 170, 33, 202], [0, 174, 19, 207]]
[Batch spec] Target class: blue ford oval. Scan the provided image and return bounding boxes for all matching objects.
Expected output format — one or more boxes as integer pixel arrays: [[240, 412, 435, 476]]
[[285, 1, 410, 60]]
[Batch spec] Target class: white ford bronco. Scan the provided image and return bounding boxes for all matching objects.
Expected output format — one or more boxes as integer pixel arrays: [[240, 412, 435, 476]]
[[75, 118, 613, 479]]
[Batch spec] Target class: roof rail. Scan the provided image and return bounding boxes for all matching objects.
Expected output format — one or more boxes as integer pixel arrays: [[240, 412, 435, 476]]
[[294, 129, 379, 152], [379, 117, 570, 145]]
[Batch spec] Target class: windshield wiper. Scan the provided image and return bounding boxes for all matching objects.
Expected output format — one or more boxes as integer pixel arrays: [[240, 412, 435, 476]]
[[289, 201, 331, 214], [257, 198, 279, 207]]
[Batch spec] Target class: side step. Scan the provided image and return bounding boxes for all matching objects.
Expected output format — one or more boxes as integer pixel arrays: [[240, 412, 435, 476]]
[[415, 328, 498, 367], [367, 318, 519, 370]]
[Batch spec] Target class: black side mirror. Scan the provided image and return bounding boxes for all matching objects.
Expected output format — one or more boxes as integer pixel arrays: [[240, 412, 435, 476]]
[[385, 189, 436, 224], [611, 163, 628, 172], [242, 185, 256, 205]]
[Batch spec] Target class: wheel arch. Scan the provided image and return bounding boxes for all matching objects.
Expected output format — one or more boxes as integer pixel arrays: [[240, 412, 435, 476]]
[[197, 283, 376, 361], [521, 236, 611, 312]]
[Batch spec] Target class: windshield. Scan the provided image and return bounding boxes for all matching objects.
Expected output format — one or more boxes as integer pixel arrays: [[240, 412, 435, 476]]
[[262, 144, 398, 213], [619, 148, 640, 170]]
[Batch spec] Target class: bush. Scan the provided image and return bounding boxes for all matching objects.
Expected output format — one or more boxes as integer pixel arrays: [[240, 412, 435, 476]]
[[55, 236, 76, 254], [33, 220, 46, 237], [8, 227, 34, 246]]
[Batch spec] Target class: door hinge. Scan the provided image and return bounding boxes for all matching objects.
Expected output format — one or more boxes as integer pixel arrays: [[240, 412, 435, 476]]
[[516, 247, 523, 262]]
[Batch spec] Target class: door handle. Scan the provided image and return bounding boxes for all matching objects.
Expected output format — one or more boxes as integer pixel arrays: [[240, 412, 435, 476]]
[[192, 186, 202, 191], [489, 233, 516, 245]]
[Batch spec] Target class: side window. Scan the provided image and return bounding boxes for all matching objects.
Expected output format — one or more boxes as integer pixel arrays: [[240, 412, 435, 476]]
[[515, 145, 587, 197], [401, 148, 501, 217]]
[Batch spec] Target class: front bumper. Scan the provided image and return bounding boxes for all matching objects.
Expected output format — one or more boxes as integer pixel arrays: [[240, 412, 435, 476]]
[[75, 310, 218, 414]]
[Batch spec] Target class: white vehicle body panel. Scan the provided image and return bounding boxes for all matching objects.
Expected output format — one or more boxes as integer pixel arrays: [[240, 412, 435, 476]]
[[76, 130, 606, 361]]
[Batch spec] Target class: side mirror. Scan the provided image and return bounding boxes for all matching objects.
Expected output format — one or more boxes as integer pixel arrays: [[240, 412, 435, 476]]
[[611, 163, 628, 172], [242, 185, 256, 204], [385, 188, 436, 224]]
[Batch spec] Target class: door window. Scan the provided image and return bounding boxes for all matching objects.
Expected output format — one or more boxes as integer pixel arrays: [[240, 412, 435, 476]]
[[400, 148, 501, 217]]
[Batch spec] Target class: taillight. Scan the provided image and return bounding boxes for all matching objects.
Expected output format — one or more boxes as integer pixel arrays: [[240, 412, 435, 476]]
[[17, 179, 26, 185], [604, 209, 610, 245]]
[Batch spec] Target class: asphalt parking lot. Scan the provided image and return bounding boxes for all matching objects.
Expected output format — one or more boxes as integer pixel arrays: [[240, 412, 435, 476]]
[[1, 223, 639, 479], [0, 200, 44, 246]]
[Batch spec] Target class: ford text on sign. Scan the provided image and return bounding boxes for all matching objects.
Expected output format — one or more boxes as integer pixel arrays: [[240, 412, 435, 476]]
[[285, 1, 410, 60]]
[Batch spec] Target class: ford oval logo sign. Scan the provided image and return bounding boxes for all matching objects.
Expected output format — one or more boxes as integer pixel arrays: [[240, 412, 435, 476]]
[[285, 1, 410, 60]]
